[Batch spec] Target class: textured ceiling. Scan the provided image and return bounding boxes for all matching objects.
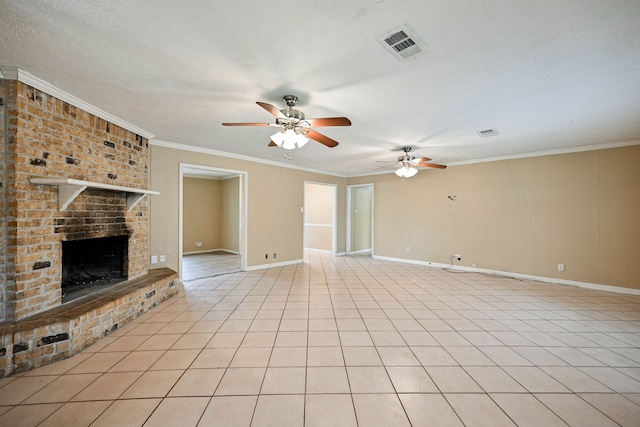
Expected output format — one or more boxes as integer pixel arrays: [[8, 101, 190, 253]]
[[1, 0, 639, 176]]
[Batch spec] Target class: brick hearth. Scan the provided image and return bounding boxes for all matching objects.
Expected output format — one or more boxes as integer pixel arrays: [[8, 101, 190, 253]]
[[0, 268, 177, 376], [1, 75, 175, 376]]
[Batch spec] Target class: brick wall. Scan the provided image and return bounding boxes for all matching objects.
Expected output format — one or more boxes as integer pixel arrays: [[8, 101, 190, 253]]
[[0, 79, 18, 322], [1, 80, 151, 321], [1, 268, 178, 376]]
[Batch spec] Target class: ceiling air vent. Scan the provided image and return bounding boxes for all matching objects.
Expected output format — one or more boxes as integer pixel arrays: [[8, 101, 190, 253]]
[[476, 128, 499, 137], [378, 25, 426, 61]]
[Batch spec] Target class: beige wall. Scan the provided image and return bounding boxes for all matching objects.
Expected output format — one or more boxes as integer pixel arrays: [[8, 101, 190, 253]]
[[152, 143, 640, 290], [221, 177, 241, 253], [183, 178, 221, 253], [348, 145, 640, 290], [304, 183, 334, 251], [183, 176, 241, 254], [149, 144, 347, 274]]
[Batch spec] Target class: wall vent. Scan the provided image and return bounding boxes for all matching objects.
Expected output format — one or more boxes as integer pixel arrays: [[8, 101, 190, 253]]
[[476, 128, 499, 137], [378, 25, 426, 61]]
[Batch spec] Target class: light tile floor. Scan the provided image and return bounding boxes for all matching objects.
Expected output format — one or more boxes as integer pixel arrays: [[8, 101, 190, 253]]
[[1, 252, 640, 426], [183, 251, 242, 281]]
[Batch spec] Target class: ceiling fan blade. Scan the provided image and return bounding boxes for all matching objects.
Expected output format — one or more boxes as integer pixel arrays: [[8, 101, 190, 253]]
[[414, 157, 432, 163], [418, 163, 447, 169], [256, 101, 287, 119], [373, 163, 400, 170], [222, 122, 270, 126], [305, 129, 339, 147], [306, 117, 352, 127], [268, 141, 277, 147]]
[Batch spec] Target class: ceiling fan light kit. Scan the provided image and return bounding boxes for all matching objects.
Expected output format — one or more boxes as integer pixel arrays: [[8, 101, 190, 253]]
[[395, 165, 418, 178], [270, 128, 309, 149]]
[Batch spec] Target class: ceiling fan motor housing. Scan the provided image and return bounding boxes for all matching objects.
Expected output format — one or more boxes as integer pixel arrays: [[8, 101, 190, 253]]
[[280, 95, 306, 120], [278, 96, 307, 130], [280, 108, 305, 120]]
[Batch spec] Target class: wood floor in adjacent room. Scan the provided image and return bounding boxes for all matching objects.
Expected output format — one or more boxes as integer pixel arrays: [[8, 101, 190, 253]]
[[1, 252, 639, 426]]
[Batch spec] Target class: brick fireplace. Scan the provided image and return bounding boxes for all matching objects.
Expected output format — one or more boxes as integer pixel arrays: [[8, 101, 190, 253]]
[[0, 72, 178, 376], [62, 235, 129, 301]]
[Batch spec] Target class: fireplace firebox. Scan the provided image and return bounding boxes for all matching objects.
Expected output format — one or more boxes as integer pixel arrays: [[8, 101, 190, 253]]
[[61, 235, 129, 302]]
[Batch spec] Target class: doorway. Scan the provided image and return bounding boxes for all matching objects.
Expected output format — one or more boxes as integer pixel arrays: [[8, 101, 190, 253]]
[[303, 182, 337, 254], [347, 184, 373, 254], [180, 164, 247, 281]]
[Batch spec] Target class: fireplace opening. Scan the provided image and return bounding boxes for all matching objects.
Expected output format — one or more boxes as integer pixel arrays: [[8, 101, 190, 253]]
[[62, 235, 129, 302]]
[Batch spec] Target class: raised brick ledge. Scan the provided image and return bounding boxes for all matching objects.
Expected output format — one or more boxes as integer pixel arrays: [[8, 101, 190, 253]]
[[0, 268, 179, 377]]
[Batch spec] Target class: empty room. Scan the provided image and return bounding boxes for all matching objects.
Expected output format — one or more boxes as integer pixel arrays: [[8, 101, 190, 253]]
[[1, 1, 639, 426]]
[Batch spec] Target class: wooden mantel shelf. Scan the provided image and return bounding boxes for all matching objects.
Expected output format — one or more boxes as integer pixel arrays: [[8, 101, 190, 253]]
[[30, 177, 160, 211]]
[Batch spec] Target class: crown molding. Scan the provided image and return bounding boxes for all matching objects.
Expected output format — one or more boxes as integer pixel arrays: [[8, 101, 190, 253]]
[[447, 140, 640, 167], [346, 140, 640, 178], [151, 139, 347, 178], [0, 66, 154, 139]]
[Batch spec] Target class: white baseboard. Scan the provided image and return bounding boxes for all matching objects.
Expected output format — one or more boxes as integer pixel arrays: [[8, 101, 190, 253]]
[[247, 259, 304, 271], [183, 248, 240, 256], [304, 249, 347, 256], [303, 248, 332, 253], [348, 249, 372, 255], [372, 255, 640, 296]]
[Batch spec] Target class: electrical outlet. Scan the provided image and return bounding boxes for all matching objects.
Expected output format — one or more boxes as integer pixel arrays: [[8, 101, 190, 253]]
[[151, 255, 158, 264], [406, 246, 411, 253], [558, 264, 564, 272], [160, 255, 166, 263], [196, 242, 203, 248], [273, 253, 277, 259], [454, 254, 461, 261], [265, 253, 268, 259]]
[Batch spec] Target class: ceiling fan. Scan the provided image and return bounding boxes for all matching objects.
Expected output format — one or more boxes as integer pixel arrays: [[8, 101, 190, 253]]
[[383, 146, 447, 178], [222, 95, 351, 150]]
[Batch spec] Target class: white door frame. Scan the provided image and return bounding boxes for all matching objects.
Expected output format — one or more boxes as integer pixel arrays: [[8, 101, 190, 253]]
[[179, 163, 248, 280], [303, 181, 337, 255], [347, 183, 374, 255]]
